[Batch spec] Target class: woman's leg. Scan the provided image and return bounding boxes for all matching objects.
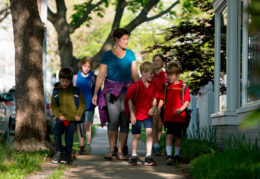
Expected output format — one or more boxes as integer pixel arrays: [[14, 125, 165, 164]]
[[77, 124, 84, 148]]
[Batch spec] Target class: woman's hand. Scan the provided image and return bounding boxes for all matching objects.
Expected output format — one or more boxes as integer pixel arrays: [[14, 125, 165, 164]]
[[92, 94, 98, 106]]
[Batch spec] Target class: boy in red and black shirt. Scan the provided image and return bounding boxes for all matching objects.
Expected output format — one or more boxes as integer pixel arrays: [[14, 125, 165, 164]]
[[125, 62, 158, 166], [158, 61, 190, 165]]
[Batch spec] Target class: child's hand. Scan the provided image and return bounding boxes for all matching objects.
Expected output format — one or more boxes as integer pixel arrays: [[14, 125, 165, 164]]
[[75, 116, 81, 121], [130, 114, 136, 125], [59, 116, 66, 121], [175, 108, 183, 115], [148, 108, 154, 116]]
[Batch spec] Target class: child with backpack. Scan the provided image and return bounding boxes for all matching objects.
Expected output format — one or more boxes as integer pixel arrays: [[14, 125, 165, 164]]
[[157, 61, 190, 165], [125, 61, 159, 166], [51, 68, 86, 164], [73, 56, 99, 155], [152, 54, 166, 156]]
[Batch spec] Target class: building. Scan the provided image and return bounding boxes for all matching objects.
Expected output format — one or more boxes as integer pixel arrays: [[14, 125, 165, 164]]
[[212, 0, 260, 146]]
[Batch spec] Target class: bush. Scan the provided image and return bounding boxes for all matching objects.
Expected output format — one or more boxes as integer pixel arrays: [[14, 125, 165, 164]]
[[190, 135, 260, 179]]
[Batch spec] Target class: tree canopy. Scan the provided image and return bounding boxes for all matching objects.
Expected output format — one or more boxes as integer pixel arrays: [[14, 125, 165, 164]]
[[144, 0, 215, 95]]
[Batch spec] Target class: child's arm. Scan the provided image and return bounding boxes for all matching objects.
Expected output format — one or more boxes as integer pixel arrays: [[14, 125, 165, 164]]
[[128, 99, 136, 125], [51, 94, 64, 120], [75, 91, 86, 120], [156, 99, 164, 116], [148, 98, 157, 116], [175, 101, 190, 115]]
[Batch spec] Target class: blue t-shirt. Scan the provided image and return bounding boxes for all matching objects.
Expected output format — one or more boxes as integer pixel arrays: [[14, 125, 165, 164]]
[[100, 49, 136, 82]]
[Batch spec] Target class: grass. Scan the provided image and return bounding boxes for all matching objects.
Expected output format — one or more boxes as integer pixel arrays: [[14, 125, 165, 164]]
[[48, 165, 68, 179], [190, 135, 260, 179], [0, 143, 50, 178]]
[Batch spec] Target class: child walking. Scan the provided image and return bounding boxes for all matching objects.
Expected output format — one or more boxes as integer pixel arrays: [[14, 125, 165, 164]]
[[158, 61, 190, 165], [152, 54, 166, 156], [73, 56, 99, 155], [125, 61, 158, 166], [51, 68, 86, 164]]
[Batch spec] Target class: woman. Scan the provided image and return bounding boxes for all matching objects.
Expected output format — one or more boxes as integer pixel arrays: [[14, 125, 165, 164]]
[[92, 28, 139, 160]]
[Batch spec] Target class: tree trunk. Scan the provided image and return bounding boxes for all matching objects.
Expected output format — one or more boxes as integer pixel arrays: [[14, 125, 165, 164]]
[[11, 0, 47, 151], [56, 23, 79, 72]]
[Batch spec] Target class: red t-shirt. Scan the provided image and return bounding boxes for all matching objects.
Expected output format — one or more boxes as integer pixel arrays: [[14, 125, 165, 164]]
[[160, 80, 190, 123], [152, 70, 166, 105], [125, 80, 159, 121]]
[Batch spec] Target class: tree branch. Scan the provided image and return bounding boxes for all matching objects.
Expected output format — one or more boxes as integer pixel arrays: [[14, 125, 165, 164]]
[[0, 6, 10, 23], [47, 6, 57, 25], [70, 0, 104, 33], [111, 0, 127, 30], [125, 0, 179, 32], [146, 0, 179, 22]]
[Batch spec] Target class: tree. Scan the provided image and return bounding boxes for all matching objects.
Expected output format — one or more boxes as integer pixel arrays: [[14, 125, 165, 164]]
[[11, 0, 47, 151], [144, 0, 217, 95], [0, 2, 10, 23], [47, 0, 180, 70]]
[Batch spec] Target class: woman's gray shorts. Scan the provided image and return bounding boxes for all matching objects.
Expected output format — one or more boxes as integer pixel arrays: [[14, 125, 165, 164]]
[[105, 92, 129, 133]]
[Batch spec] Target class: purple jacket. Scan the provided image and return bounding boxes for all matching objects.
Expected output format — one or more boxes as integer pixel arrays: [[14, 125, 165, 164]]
[[98, 79, 132, 127]]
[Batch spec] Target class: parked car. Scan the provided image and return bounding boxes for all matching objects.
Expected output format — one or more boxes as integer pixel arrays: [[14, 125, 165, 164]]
[[0, 92, 15, 141], [0, 88, 55, 142]]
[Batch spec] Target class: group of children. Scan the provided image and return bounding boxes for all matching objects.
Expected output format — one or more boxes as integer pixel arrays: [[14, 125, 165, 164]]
[[51, 54, 190, 166]]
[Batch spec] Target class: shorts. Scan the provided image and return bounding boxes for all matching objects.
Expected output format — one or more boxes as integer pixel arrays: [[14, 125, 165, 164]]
[[84, 110, 94, 123], [132, 118, 153, 134], [164, 122, 186, 137]]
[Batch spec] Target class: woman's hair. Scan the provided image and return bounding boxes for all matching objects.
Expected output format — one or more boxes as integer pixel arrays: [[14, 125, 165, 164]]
[[59, 68, 73, 80], [78, 56, 92, 71], [153, 54, 165, 62], [112, 28, 130, 42], [166, 61, 182, 75], [140, 61, 155, 73]]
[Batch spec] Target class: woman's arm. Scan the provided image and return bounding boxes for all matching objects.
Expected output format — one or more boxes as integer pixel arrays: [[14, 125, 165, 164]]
[[92, 64, 107, 105], [131, 60, 139, 82]]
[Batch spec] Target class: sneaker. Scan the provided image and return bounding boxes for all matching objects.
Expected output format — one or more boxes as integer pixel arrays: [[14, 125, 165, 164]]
[[61, 155, 72, 165], [174, 155, 180, 163], [144, 156, 156, 166], [122, 145, 128, 155], [85, 144, 92, 154], [52, 151, 62, 164], [112, 146, 118, 156], [129, 156, 138, 166], [153, 146, 161, 156], [166, 155, 173, 165], [79, 149, 87, 155]]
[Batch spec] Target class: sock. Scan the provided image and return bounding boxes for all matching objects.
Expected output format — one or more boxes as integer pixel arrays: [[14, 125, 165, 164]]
[[80, 146, 84, 151], [132, 153, 138, 157], [166, 146, 172, 156], [146, 153, 151, 157], [174, 147, 181, 156], [153, 143, 159, 148]]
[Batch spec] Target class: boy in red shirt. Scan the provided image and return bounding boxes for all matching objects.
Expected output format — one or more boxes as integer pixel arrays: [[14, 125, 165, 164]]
[[125, 62, 158, 166], [152, 54, 166, 156], [158, 61, 190, 165]]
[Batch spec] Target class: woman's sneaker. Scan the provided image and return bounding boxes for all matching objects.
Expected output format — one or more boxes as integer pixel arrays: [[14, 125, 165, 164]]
[[153, 146, 161, 156], [52, 151, 62, 164], [166, 155, 173, 165], [129, 156, 138, 166], [144, 156, 156, 166]]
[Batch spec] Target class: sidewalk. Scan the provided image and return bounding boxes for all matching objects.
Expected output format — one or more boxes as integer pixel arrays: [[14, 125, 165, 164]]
[[27, 126, 190, 179], [63, 126, 189, 179]]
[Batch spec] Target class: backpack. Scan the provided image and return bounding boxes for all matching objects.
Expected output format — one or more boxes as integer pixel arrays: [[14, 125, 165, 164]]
[[160, 84, 192, 128], [52, 86, 85, 124]]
